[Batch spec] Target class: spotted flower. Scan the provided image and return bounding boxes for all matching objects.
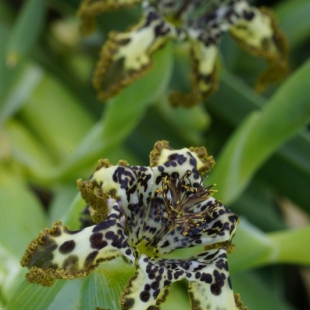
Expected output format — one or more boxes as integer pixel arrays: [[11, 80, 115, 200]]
[[78, 0, 287, 107], [21, 141, 245, 310]]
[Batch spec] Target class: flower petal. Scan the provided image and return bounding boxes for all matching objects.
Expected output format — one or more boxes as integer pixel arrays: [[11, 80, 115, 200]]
[[188, 249, 239, 310], [149, 141, 214, 174], [21, 204, 135, 286], [169, 37, 218, 107], [121, 248, 238, 310], [78, 0, 141, 35], [92, 4, 174, 101], [169, 0, 235, 107], [79, 141, 215, 249], [229, 1, 288, 91]]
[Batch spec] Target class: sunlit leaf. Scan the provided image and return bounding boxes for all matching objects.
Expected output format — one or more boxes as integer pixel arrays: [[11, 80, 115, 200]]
[[7, 265, 82, 310], [4, 120, 55, 182], [0, 244, 21, 305], [229, 220, 310, 272], [209, 59, 310, 204], [0, 64, 42, 127], [231, 271, 296, 310], [80, 258, 135, 310], [0, 167, 48, 258], [56, 42, 173, 180], [6, 0, 47, 66], [20, 74, 94, 162]]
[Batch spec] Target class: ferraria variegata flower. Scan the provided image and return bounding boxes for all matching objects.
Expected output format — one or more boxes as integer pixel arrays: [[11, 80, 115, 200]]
[[21, 141, 247, 310], [78, 0, 287, 107]]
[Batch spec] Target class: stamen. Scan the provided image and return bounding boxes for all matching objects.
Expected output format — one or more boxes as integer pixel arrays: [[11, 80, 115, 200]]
[[156, 170, 214, 236]]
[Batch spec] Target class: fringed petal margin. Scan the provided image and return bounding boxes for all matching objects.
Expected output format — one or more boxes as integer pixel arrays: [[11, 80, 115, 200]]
[[21, 204, 135, 286], [234, 293, 249, 310], [169, 39, 218, 108], [149, 141, 214, 174], [92, 4, 174, 101], [77, 0, 141, 36], [121, 248, 239, 310], [229, 3, 288, 92]]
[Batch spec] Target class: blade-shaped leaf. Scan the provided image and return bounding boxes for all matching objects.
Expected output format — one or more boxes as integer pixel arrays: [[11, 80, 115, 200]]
[[229, 220, 310, 273], [0, 167, 48, 258], [208, 59, 310, 204], [231, 271, 296, 310], [55, 42, 173, 180], [7, 278, 72, 310], [276, 0, 310, 49], [80, 257, 135, 310], [6, 0, 47, 66]]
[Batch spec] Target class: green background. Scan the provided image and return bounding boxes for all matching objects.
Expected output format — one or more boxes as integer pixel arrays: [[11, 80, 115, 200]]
[[0, 0, 310, 309]]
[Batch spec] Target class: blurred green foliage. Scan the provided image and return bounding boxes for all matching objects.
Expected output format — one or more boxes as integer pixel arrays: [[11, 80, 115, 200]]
[[0, 0, 310, 309]]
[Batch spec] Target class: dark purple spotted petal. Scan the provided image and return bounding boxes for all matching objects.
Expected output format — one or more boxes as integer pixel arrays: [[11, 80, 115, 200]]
[[92, 3, 174, 101], [21, 204, 135, 285], [121, 248, 238, 310]]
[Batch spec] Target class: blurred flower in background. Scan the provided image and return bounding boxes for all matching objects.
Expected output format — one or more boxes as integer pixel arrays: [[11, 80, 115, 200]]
[[78, 0, 288, 106]]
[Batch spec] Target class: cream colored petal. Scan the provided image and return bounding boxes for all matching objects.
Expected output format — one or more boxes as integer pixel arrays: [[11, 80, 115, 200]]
[[121, 248, 239, 310], [21, 204, 135, 286], [149, 140, 214, 173], [93, 5, 174, 101], [229, 3, 288, 91]]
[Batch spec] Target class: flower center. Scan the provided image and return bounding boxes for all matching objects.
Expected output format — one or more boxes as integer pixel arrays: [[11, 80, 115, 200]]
[[156, 171, 215, 236]]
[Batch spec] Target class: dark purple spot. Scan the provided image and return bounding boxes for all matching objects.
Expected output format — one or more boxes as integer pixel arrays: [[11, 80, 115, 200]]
[[123, 298, 134, 308], [105, 231, 115, 240], [59, 240, 75, 254], [140, 290, 150, 302], [201, 273, 212, 284], [89, 232, 107, 249], [84, 251, 98, 268], [210, 282, 222, 295]]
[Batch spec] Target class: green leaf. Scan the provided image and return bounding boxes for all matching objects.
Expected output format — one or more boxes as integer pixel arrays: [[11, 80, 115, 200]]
[[7, 268, 82, 310], [156, 96, 211, 145], [80, 258, 135, 310], [0, 166, 48, 258], [0, 22, 43, 127], [61, 193, 88, 230], [56, 42, 173, 180], [4, 120, 55, 182], [258, 132, 310, 213], [276, 0, 310, 49], [208, 71, 310, 212], [229, 220, 273, 273], [0, 64, 43, 127], [231, 181, 286, 232], [208, 59, 310, 204], [161, 282, 189, 310], [208, 70, 263, 126], [6, 0, 47, 66], [231, 271, 296, 310], [48, 184, 78, 224], [268, 226, 310, 266], [46, 279, 83, 310], [229, 220, 310, 272], [19, 73, 94, 163], [0, 244, 21, 305]]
